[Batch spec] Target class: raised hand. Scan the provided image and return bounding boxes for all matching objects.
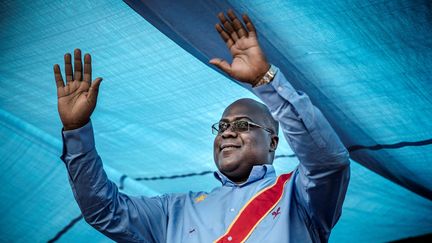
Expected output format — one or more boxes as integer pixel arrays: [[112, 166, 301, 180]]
[[210, 10, 270, 86], [54, 49, 102, 130]]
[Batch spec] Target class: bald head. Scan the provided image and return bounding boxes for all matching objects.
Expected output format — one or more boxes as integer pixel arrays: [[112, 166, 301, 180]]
[[224, 98, 279, 135]]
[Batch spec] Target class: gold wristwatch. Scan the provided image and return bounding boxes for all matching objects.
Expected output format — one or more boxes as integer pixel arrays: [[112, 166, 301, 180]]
[[253, 64, 277, 87]]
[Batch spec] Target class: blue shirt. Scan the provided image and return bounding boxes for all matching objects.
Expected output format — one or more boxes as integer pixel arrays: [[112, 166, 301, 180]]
[[61, 67, 350, 242]]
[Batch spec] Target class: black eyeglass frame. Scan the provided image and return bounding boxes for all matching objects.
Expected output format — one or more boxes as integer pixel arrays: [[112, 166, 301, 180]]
[[211, 120, 273, 135]]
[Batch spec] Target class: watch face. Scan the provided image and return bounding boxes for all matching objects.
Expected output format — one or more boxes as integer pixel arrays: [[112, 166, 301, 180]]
[[269, 66, 276, 75]]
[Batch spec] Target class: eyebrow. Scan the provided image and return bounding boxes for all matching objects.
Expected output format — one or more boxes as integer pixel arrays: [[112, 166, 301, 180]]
[[220, 116, 254, 123]]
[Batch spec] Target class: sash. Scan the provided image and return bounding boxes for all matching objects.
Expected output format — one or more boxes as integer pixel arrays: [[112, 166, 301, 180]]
[[214, 172, 293, 243]]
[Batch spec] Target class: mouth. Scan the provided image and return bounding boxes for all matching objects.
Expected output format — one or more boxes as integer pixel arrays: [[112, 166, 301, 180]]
[[220, 144, 241, 152]]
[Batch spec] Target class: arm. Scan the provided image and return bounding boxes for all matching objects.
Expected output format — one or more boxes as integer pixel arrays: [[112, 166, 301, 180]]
[[253, 69, 350, 240], [210, 10, 349, 238], [54, 49, 167, 242]]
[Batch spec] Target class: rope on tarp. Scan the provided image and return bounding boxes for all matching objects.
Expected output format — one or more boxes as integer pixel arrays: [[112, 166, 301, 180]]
[[348, 138, 432, 152], [119, 170, 214, 190], [118, 154, 296, 189], [47, 153, 295, 242], [47, 214, 83, 243]]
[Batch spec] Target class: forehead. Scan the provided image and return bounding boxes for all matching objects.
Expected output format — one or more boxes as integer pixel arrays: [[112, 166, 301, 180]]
[[221, 101, 266, 123]]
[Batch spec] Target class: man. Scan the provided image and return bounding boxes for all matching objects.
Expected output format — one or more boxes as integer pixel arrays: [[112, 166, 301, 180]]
[[54, 10, 349, 242]]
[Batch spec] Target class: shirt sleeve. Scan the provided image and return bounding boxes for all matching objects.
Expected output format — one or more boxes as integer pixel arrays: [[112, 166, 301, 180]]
[[61, 121, 168, 243], [253, 67, 350, 240]]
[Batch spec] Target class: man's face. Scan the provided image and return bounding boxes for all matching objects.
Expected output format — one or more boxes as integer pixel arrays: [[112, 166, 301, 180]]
[[213, 100, 276, 183]]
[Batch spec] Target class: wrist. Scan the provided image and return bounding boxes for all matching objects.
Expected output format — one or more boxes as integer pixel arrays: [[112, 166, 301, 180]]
[[64, 125, 84, 131], [63, 119, 90, 131], [253, 64, 277, 87], [251, 63, 270, 86]]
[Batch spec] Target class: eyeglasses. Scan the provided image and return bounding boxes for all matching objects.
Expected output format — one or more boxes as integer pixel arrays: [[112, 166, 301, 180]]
[[211, 120, 273, 135]]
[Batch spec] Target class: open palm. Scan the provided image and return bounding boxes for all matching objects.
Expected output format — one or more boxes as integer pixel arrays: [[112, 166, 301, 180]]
[[210, 10, 269, 86], [54, 49, 102, 130]]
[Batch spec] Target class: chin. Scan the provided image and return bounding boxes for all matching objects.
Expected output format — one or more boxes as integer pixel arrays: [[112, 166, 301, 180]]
[[217, 158, 240, 173], [217, 158, 253, 182]]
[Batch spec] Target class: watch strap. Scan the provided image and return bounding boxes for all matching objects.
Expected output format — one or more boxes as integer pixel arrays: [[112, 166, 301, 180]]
[[253, 64, 277, 87]]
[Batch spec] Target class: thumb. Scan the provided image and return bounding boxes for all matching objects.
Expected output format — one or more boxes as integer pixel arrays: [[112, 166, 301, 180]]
[[209, 58, 232, 76], [88, 77, 103, 103]]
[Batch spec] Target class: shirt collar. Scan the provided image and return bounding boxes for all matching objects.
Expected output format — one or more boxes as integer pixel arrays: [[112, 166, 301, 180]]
[[214, 164, 276, 187]]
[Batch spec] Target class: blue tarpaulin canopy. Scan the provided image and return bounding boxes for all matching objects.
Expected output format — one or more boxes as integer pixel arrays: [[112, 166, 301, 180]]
[[0, 0, 431, 242]]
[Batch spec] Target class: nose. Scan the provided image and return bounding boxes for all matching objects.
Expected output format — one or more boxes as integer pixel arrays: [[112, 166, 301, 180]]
[[221, 125, 238, 138]]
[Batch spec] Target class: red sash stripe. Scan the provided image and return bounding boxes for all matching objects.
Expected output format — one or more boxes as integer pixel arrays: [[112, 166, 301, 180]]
[[215, 172, 293, 243]]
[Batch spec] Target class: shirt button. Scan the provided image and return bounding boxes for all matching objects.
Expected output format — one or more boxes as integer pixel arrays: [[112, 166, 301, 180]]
[[228, 236, 233, 241], [277, 86, 283, 92], [230, 208, 235, 212]]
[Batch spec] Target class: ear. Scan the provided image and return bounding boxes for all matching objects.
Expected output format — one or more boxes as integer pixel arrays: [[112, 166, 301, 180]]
[[269, 135, 279, 152]]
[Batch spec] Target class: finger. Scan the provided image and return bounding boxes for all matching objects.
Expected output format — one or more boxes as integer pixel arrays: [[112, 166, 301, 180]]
[[223, 20, 239, 41], [227, 10, 248, 38], [231, 18, 248, 39], [242, 14, 257, 38], [73, 48, 82, 81], [83, 53, 92, 83], [209, 58, 232, 76], [53, 64, 65, 89], [218, 12, 238, 41], [88, 77, 103, 104], [217, 12, 230, 28], [64, 53, 73, 83], [215, 24, 234, 49]]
